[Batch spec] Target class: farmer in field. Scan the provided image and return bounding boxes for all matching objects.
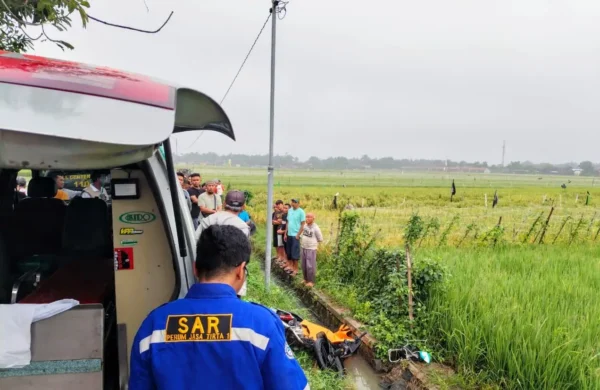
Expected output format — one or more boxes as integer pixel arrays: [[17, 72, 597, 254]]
[[284, 199, 306, 276], [300, 212, 323, 287], [198, 180, 223, 218]]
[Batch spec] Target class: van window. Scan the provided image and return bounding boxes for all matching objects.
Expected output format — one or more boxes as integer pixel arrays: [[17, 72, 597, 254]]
[[44, 170, 112, 192]]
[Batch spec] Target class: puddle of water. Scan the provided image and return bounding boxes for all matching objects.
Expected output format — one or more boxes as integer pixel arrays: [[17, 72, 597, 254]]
[[344, 356, 382, 390]]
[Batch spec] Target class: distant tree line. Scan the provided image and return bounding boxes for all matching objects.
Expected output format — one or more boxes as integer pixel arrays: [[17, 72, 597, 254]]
[[174, 152, 599, 176]]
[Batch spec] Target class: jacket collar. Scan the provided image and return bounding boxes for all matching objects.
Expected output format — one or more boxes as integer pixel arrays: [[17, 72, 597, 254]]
[[186, 283, 238, 299]]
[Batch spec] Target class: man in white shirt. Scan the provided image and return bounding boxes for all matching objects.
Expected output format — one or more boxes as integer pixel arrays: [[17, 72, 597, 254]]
[[81, 172, 108, 200], [195, 190, 250, 295]]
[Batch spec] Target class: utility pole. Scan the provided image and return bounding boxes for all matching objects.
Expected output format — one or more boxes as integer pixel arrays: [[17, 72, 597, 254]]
[[264, 0, 278, 290], [502, 140, 506, 167]]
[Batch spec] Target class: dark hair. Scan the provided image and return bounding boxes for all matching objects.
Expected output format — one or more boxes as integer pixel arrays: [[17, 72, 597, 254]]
[[176, 171, 185, 178], [195, 225, 251, 279], [47, 171, 64, 180], [275, 200, 283, 205], [90, 172, 101, 182], [285, 203, 291, 208], [190, 173, 201, 178]]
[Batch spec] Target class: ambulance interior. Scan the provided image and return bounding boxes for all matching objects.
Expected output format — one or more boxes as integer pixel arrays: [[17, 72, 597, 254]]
[[0, 53, 235, 389], [0, 160, 183, 390]]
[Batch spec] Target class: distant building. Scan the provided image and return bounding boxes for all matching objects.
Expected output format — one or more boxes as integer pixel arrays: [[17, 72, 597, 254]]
[[573, 168, 583, 176]]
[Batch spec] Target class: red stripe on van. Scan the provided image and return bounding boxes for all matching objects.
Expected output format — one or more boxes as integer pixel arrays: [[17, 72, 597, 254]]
[[0, 51, 175, 110]]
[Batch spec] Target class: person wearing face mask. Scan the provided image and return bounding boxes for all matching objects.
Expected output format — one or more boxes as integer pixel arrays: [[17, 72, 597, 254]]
[[129, 225, 308, 390]]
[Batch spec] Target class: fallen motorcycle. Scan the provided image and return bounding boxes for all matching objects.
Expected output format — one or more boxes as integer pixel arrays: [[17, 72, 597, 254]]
[[272, 308, 367, 375]]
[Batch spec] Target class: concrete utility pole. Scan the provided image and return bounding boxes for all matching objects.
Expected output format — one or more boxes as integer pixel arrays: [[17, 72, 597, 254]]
[[264, 0, 278, 290], [502, 140, 506, 167]]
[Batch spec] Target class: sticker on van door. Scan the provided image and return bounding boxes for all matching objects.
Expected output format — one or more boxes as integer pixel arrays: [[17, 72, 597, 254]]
[[114, 247, 134, 270], [119, 211, 156, 224], [120, 227, 143, 235]]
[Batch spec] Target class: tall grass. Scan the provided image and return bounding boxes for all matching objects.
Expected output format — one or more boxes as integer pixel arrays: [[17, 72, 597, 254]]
[[423, 245, 600, 389]]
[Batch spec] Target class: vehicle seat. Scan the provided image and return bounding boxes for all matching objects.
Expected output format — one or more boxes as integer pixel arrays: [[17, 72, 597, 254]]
[[0, 233, 11, 303], [62, 197, 112, 258], [11, 177, 66, 259]]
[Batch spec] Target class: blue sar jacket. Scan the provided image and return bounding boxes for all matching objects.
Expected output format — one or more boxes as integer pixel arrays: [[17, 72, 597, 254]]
[[129, 283, 309, 390]]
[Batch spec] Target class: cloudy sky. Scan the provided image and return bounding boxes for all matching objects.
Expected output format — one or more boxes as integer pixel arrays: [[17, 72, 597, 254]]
[[29, 0, 600, 164]]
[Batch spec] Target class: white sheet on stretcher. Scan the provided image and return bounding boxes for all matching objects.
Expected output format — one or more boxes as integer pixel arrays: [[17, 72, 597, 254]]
[[0, 299, 79, 368]]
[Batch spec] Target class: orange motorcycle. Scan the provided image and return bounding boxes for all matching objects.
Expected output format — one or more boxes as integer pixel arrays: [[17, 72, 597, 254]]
[[273, 308, 367, 374]]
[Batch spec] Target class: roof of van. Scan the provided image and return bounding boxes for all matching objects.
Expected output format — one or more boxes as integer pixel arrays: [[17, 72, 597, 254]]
[[0, 50, 176, 110], [0, 51, 235, 169]]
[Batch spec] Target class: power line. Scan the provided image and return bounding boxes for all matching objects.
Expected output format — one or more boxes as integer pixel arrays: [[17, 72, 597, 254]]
[[186, 12, 272, 149], [219, 12, 271, 106], [87, 11, 174, 34], [0, 0, 172, 34]]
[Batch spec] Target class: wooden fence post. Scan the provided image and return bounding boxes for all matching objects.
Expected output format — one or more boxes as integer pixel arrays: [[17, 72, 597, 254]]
[[553, 217, 571, 244], [405, 244, 414, 327], [538, 207, 554, 244]]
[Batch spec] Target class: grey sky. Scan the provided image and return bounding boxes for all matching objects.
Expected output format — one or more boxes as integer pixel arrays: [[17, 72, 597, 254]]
[[30, 0, 600, 164]]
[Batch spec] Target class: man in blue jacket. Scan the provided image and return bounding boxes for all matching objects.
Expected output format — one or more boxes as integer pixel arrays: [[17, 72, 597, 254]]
[[129, 224, 309, 390]]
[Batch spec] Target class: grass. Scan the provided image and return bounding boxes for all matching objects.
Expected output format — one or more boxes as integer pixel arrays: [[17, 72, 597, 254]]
[[422, 245, 600, 389], [183, 166, 600, 248], [185, 166, 600, 388], [244, 256, 354, 390]]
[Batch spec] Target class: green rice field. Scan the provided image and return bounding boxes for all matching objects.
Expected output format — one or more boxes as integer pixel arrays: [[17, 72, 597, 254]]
[[185, 166, 600, 389]]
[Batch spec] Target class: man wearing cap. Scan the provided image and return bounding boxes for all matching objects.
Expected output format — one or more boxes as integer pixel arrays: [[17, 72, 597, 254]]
[[129, 225, 309, 390], [284, 199, 306, 276], [198, 180, 222, 218], [195, 190, 250, 295]]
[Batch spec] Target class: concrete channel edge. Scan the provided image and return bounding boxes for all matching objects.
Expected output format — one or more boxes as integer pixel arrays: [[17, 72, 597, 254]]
[[262, 256, 440, 390]]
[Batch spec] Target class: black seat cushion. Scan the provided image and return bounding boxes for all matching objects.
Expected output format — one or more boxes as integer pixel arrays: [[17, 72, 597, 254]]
[[27, 177, 57, 198], [11, 178, 65, 258], [11, 197, 66, 258], [63, 197, 111, 257]]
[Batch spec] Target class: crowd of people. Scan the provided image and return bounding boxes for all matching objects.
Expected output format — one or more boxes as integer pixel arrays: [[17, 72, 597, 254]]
[[176, 172, 255, 235], [272, 199, 323, 287], [177, 172, 323, 287]]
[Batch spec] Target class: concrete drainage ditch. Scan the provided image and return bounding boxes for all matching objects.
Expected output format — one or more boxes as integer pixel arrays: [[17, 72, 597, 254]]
[[264, 257, 445, 390]]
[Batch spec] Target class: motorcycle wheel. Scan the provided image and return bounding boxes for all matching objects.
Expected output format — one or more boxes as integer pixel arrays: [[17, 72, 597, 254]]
[[314, 332, 344, 375]]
